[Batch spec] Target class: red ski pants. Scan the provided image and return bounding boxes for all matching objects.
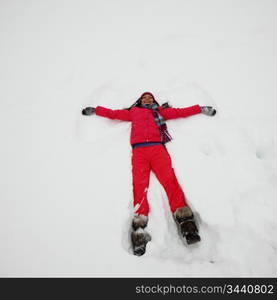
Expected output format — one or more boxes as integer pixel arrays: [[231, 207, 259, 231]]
[[131, 145, 188, 216]]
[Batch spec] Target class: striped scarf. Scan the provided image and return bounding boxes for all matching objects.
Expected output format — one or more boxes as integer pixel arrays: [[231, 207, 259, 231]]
[[142, 103, 172, 143]]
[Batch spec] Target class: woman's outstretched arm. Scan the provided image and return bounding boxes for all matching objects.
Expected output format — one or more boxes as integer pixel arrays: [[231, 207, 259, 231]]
[[159, 105, 216, 120], [82, 106, 131, 121]]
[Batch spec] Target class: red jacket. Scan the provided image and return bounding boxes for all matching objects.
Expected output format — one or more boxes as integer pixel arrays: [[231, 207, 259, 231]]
[[95, 105, 202, 145]]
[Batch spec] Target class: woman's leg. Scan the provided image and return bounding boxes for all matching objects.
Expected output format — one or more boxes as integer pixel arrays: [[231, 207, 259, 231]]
[[150, 146, 188, 213], [150, 146, 200, 244], [132, 148, 151, 216]]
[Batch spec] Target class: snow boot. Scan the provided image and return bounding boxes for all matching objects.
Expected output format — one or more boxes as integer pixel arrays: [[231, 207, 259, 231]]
[[174, 206, 201, 245], [131, 215, 151, 256]]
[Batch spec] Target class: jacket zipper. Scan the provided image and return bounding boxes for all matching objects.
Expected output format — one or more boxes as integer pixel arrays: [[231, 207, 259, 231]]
[[146, 110, 149, 142]]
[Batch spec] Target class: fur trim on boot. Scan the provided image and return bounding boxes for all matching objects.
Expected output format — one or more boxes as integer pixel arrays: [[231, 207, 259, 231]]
[[132, 215, 148, 230], [174, 206, 193, 221]]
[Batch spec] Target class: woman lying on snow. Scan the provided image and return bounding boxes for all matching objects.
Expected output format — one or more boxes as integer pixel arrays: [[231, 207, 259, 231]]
[[82, 92, 216, 256]]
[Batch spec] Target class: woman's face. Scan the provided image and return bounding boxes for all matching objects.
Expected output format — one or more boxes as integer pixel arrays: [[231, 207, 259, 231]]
[[141, 94, 154, 105]]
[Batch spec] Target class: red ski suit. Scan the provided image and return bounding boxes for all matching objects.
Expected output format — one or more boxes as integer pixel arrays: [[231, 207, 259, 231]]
[[96, 104, 201, 216]]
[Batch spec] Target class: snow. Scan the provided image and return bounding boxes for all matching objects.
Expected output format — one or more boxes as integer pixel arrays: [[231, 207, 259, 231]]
[[0, 0, 277, 277]]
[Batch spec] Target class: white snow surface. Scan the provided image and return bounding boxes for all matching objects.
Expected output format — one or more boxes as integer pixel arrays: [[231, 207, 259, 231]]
[[0, 0, 277, 277]]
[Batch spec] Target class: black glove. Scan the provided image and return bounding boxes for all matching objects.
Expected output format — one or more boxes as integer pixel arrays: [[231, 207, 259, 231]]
[[200, 106, 216, 116], [82, 107, 95, 116]]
